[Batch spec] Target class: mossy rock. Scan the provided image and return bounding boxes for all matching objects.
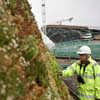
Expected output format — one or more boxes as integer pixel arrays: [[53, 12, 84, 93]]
[[0, 0, 71, 100]]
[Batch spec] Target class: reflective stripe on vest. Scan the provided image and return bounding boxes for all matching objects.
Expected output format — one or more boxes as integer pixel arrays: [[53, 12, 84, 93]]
[[82, 63, 100, 79], [96, 73, 100, 77], [83, 73, 100, 79]]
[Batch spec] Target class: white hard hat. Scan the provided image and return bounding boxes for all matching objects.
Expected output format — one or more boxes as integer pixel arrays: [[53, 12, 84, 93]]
[[77, 45, 91, 54]]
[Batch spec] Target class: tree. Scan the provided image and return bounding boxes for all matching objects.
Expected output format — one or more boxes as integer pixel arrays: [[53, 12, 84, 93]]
[[0, 0, 70, 100]]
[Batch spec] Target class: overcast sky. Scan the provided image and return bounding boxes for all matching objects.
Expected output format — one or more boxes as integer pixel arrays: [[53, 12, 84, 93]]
[[28, 0, 100, 28]]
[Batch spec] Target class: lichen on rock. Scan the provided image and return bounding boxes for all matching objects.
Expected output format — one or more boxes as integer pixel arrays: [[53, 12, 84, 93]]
[[0, 0, 71, 100]]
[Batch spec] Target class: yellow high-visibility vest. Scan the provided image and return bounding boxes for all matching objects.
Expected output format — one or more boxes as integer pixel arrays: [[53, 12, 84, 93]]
[[62, 57, 100, 100]]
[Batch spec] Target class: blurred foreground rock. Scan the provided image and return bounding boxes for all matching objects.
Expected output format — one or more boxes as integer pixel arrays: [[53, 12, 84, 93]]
[[0, 0, 71, 100]]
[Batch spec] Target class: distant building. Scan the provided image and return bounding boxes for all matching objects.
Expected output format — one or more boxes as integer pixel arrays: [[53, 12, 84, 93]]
[[46, 25, 92, 43]]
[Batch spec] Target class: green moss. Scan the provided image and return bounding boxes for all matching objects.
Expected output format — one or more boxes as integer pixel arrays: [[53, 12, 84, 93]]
[[16, 82, 25, 96], [22, 35, 39, 60], [24, 47, 37, 60], [8, 68, 19, 85], [25, 65, 35, 82], [49, 54, 62, 86], [5, 0, 16, 10], [0, 21, 17, 47], [0, 29, 9, 46], [34, 59, 49, 87], [0, 7, 5, 16], [0, 69, 6, 81]]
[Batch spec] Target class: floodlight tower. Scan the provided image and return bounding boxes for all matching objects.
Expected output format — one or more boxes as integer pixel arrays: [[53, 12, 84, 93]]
[[41, 0, 46, 35]]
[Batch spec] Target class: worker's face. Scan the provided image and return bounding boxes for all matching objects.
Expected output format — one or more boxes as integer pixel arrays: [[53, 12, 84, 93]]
[[79, 54, 88, 62]]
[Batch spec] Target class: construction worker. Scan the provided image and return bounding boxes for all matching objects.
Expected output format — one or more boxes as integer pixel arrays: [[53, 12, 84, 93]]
[[62, 45, 100, 100]]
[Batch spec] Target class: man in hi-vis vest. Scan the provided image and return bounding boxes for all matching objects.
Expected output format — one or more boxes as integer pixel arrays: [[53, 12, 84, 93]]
[[63, 45, 100, 100]]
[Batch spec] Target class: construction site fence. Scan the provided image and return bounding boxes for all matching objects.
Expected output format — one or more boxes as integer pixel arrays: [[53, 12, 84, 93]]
[[51, 40, 100, 59]]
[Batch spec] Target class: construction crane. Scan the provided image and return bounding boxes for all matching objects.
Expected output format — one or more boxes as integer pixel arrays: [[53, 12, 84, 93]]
[[56, 17, 74, 25]]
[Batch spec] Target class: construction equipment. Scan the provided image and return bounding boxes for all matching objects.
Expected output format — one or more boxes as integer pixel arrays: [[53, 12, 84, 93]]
[[56, 17, 74, 25]]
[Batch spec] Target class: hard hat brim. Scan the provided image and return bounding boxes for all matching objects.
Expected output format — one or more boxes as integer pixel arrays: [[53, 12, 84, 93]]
[[77, 51, 91, 55]]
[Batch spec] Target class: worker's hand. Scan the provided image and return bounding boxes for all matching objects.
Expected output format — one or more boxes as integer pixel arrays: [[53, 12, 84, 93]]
[[77, 75, 85, 84], [57, 70, 63, 80]]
